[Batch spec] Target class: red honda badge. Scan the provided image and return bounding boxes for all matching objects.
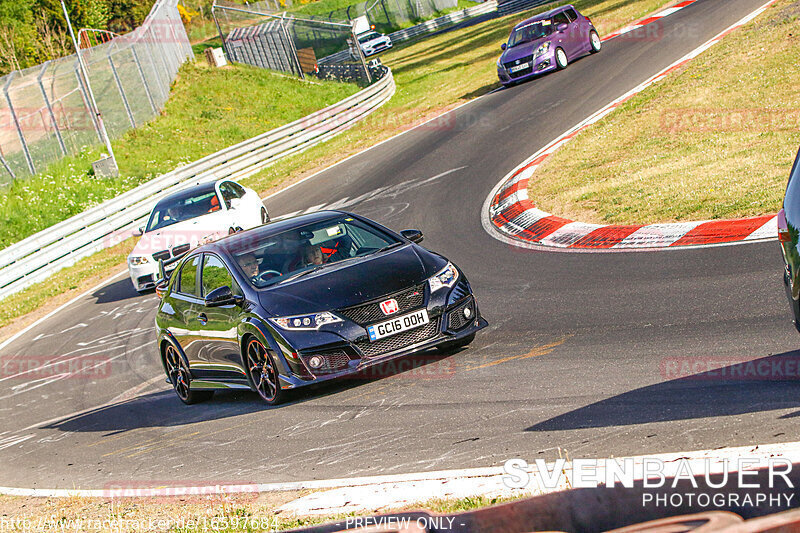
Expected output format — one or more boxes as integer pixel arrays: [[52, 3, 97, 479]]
[[380, 298, 399, 315]]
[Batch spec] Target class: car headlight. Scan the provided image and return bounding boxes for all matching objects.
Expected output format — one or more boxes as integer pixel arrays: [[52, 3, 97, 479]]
[[270, 312, 343, 331], [128, 255, 150, 266], [428, 262, 459, 293], [534, 41, 551, 58]]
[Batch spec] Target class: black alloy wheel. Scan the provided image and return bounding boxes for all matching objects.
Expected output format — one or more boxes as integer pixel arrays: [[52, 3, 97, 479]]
[[246, 338, 285, 404], [164, 344, 213, 404]]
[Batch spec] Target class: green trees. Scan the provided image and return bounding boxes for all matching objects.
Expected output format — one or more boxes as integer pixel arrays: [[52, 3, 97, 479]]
[[0, 0, 155, 75]]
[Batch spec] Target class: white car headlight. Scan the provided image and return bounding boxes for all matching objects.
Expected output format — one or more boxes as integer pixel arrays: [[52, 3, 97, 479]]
[[534, 41, 551, 58], [128, 255, 150, 266], [270, 312, 343, 331], [428, 262, 459, 293]]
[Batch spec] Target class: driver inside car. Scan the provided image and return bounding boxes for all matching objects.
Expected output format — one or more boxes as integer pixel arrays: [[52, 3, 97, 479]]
[[304, 244, 325, 266], [239, 253, 260, 280]]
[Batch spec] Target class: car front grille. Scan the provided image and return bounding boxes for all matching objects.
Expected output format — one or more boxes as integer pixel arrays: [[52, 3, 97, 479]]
[[338, 284, 426, 326], [173, 243, 191, 256], [356, 319, 440, 358], [508, 65, 534, 79], [447, 297, 475, 331], [152, 250, 171, 262], [504, 54, 533, 71]]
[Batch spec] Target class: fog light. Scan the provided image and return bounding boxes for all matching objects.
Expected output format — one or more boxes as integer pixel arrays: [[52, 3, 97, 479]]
[[308, 355, 324, 369], [463, 307, 472, 319]]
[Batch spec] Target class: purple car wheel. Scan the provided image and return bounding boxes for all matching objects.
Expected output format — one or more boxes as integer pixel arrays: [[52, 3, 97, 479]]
[[590, 30, 601, 53], [555, 48, 568, 70]]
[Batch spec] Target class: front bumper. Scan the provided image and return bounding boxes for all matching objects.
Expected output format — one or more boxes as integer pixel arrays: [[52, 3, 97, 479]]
[[498, 50, 557, 85], [363, 41, 392, 56], [275, 286, 487, 389], [129, 262, 159, 292]]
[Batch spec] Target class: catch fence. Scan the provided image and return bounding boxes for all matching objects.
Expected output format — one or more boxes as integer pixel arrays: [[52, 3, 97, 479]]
[[0, 0, 192, 183]]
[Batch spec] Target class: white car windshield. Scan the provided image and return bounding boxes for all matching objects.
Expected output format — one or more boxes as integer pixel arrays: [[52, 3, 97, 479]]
[[358, 32, 381, 43], [146, 190, 222, 232]]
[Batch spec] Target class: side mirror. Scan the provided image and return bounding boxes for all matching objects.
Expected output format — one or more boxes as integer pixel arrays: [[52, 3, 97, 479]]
[[230, 197, 242, 210], [401, 229, 424, 243], [134, 226, 144, 237], [557, 23, 569, 32], [204, 286, 242, 307], [500, 43, 507, 51]]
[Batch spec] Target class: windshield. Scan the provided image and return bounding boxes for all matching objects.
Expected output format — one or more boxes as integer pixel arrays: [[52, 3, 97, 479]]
[[358, 32, 380, 43], [146, 190, 221, 232], [507, 20, 551, 48], [233, 215, 402, 288]]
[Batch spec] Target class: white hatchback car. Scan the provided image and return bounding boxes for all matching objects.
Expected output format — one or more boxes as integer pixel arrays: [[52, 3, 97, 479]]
[[127, 179, 268, 292]]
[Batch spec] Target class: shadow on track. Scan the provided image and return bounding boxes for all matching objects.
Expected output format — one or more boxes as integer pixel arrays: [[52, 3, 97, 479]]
[[92, 277, 144, 304], [42, 350, 464, 434], [526, 351, 800, 432]]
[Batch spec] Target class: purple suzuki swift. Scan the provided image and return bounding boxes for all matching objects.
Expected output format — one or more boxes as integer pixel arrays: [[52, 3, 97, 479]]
[[497, 5, 601, 86]]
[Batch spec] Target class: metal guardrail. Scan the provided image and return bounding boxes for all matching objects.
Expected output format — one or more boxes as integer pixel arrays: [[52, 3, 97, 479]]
[[0, 69, 396, 301], [318, 1, 498, 65], [387, 0, 497, 42]]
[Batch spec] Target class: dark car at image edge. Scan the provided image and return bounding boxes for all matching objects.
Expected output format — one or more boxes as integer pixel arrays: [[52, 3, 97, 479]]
[[155, 211, 487, 405], [779, 145, 800, 332]]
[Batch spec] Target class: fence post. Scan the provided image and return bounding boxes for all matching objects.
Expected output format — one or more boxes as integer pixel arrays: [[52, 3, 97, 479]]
[[37, 62, 68, 156], [280, 13, 305, 79], [2, 72, 35, 175], [74, 68, 103, 143], [108, 50, 136, 128], [0, 152, 15, 181], [131, 46, 157, 114]]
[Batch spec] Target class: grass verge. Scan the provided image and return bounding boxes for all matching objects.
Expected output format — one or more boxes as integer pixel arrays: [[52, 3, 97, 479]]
[[0, 0, 672, 341], [0, 492, 525, 532], [0, 59, 359, 249], [527, 0, 800, 225]]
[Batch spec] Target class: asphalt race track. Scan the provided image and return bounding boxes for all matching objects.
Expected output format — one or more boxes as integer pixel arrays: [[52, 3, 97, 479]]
[[1, 0, 797, 490]]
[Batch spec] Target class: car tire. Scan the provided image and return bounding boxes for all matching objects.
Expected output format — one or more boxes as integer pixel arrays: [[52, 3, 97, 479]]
[[261, 207, 270, 224], [784, 271, 800, 334], [164, 344, 214, 405], [245, 337, 286, 405], [589, 30, 601, 53], [555, 47, 568, 70], [437, 333, 476, 354]]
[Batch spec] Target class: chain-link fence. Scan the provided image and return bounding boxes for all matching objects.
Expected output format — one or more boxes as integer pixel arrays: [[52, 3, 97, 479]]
[[213, 0, 461, 84], [214, 1, 373, 84], [0, 0, 192, 185]]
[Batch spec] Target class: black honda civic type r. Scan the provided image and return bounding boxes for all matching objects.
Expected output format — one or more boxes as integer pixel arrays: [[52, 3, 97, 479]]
[[155, 211, 487, 404]]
